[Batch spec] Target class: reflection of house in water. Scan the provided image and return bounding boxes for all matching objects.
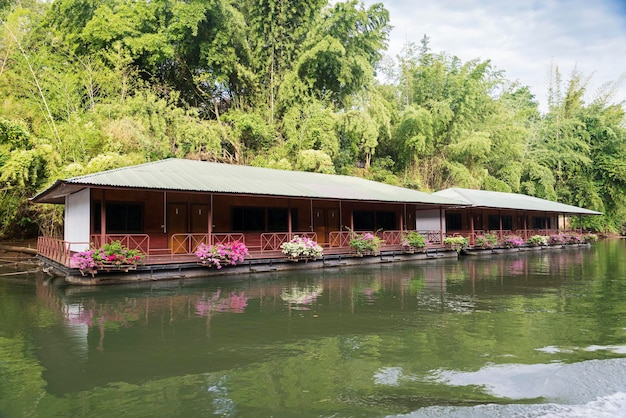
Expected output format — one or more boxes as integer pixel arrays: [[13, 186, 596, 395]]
[[281, 283, 324, 310], [196, 290, 248, 315]]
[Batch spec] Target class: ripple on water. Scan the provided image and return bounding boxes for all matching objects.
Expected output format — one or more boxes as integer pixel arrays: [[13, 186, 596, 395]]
[[391, 358, 626, 418]]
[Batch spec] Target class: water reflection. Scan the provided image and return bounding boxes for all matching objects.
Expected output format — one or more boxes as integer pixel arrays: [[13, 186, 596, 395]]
[[7, 242, 624, 416], [36, 246, 600, 338], [196, 290, 248, 315], [281, 282, 324, 309]]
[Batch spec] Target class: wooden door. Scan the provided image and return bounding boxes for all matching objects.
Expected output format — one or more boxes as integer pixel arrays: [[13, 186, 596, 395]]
[[191, 204, 209, 233], [167, 203, 188, 253], [313, 208, 340, 246], [327, 208, 340, 233]]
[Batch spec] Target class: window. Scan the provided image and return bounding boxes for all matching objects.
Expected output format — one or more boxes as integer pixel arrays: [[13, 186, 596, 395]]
[[488, 215, 513, 230], [532, 216, 551, 229], [232, 207, 265, 231], [232, 207, 298, 232], [353, 211, 375, 230], [446, 213, 462, 231], [376, 211, 396, 230], [94, 202, 143, 233], [353, 210, 396, 230]]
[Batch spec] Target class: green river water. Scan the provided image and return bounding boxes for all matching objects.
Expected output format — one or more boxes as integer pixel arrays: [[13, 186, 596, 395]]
[[1, 240, 625, 417]]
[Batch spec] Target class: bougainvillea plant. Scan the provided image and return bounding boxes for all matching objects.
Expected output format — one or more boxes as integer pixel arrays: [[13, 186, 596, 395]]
[[195, 241, 249, 269], [70, 241, 143, 273], [503, 235, 524, 248], [349, 232, 383, 255]]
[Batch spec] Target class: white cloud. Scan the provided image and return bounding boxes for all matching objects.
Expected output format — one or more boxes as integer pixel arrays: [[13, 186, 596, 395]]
[[364, 0, 626, 111]]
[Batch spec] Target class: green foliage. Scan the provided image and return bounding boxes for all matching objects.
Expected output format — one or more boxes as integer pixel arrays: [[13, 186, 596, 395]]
[[443, 236, 468, 247], [349, 230, 382, 255], [295, 149, 335, 174], [526, 235, 548, 247], [402, 231, 426, 248], [0, 0, 624, 237], [474, 233, 497, 248]]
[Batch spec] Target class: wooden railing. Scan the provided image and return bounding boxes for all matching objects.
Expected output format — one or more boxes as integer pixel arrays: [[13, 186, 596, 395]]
[[382, 230, 442, 246], [421, 230, 443, 245], [328, 231, 377, 248], [170, 233, 209, 254], [381, 230, 403, 245], [211, 233, 246, 246], [91, 234, 151, 253], [260, 232, 317, 251], [449, 229, 562, 245], [37, 237, 88, 267]]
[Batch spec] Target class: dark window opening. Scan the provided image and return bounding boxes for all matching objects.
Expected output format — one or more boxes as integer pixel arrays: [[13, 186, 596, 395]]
[[94, 202, 143, 233], [376, 211, 396, 230], [353, 211, 375, 230], [532, 216, 551, 229], [487, 215, 513, 230], [232, 207, 264, 231], [353, 210, 396, 231], [446, 213, 463, 231], [232, 207, 298, 232]]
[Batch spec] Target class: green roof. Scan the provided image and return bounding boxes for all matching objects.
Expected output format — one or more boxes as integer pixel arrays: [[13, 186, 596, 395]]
[[32, 158, 462, 206], [434, 188, 602, 215]]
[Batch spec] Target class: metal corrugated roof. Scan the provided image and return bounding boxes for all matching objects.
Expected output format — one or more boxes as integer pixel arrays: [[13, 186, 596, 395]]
[[32, 158, 462, 206], [434, 187, 602, 215]]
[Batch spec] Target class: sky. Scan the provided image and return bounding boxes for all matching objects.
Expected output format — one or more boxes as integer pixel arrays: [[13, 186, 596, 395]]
[[362, 0, 626, 112]]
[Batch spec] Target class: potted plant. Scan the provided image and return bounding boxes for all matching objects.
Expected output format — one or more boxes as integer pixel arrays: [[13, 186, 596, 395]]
[[70, 240, 143, 276], [281, 235, 323, 261], [566, 233, 584, 244], [549, 233, 567, 246], [474, 233, 498, 248], [401, 231, 427, 252], [195, 241, 249, 269], [349, 232, 383, 256], [526, 235, 548, 247], [503, 235, 524, 249], [443, 236, 468, 252]]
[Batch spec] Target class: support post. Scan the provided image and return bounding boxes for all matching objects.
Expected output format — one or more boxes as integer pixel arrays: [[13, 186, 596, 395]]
[[288, 199, 292, 238], [339, 200, 343, 231], [310, 199, 314, 232], [163, 191, 167, 234], [100, 189, 106, 245], [439, 206, 444, 245], [208, 194, 213, 245], [469, 210, 474, 245]]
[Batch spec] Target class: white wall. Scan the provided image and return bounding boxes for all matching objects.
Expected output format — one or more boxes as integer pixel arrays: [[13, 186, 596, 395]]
[[64, 188, 91, 252], [415, 208, 443, 232]]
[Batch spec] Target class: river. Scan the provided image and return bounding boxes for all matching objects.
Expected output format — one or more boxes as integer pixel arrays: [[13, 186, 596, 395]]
[[1, 240, 625, 417]]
